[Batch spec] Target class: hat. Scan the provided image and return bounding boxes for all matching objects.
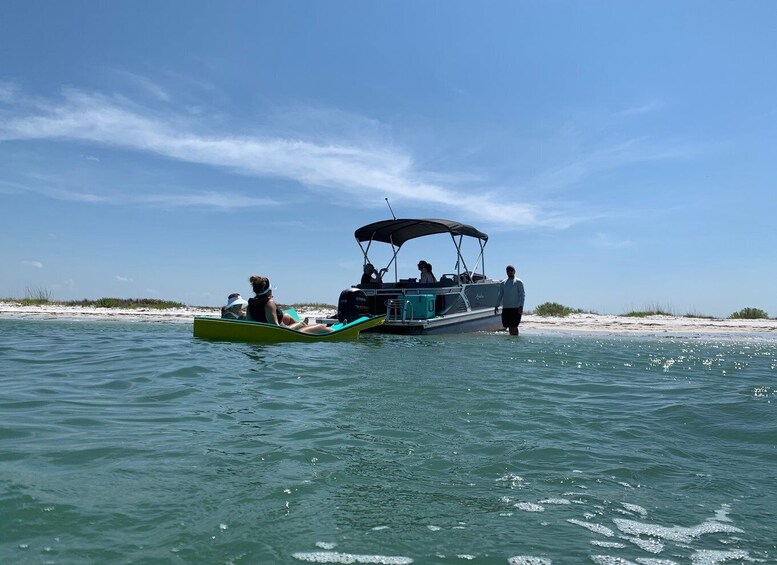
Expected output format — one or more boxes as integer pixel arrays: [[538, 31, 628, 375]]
[[226, 294, 248, 308]]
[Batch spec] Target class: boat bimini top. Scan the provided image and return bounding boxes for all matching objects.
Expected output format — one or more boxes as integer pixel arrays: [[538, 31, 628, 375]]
[[354, 218, 489, 283]]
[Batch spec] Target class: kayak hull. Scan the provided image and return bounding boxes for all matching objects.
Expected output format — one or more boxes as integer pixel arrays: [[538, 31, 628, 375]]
[[193, 315, 385, 343]]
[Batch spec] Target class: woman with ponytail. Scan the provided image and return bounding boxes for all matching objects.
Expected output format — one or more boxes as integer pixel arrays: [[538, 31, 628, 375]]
[[247, 275, 331, 334]]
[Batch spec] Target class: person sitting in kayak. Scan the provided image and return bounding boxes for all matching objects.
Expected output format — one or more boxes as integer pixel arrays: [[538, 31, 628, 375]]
[[247, 275, 332, 334], [221, 293, 248, 319]]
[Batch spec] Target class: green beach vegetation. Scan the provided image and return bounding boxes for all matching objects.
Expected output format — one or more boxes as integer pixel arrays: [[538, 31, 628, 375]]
[[2, 293, 337, 311], [729, 307, 769, 319], [624, 309, 674, 317], [77, 298, 187, 309], [278, 302, 336, 311], [682, 310, 716, 319], [532, 302, 585, 317], [1, 297, 188, 309]]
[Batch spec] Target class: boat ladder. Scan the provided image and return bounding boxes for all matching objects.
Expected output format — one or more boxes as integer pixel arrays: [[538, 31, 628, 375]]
[[386, 298, 413, 322]]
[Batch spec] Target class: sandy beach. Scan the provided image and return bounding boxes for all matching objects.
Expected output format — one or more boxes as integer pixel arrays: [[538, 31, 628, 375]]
[[2, 301, 775, 336]]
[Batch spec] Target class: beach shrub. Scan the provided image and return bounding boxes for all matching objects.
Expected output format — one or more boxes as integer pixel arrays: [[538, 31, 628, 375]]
[[88, 298, 186, 309], [683, 311, 716, 319], [729, 307, 768, 320], [24, 286, 52, 303], [533, 302, 582, 317], [624, 305, 674, 317], [288, 302, 337, 310]]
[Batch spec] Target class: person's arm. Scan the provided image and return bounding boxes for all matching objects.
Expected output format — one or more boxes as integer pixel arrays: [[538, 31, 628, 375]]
[[516, 280, 525, 309], [494, 282, 504, 313], [265, 300, 280, 325]]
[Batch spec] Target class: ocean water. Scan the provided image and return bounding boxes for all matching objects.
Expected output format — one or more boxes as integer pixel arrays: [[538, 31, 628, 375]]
[[1, 319, 775, 565]]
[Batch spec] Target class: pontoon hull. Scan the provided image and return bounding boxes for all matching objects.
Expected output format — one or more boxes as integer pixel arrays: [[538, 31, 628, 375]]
[[370, 308, 503, 335]]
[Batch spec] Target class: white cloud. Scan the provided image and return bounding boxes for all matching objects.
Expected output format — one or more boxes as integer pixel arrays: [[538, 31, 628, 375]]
[[0, 81, 19, 103], [115, 275, 133, 282], [593, 232, 631, 248], [22, 260, 43, 268], [619, 101, 663, 117], [139, 191, 278, 209], [113, 70, 171, 102], [0, 86, 687, 228], [17, 177, 106, 202], [525, 139, 689, 195]]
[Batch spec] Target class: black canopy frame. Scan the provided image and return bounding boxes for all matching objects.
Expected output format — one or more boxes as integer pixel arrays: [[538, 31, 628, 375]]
[[354, 218, 489, 283]]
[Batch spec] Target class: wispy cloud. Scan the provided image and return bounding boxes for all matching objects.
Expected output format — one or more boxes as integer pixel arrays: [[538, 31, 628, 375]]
[[12, 174, 107, 203], [22, 260, 43, 268], [619, 101, 663, 117], [593, 232, 631, 248], [0, 81, 19, 103], [138, 191, 279, 209], [115, 275, 133, 282], [0, 86, 570, 227], [112, 70, 171, 102], [0, 85, 686, 228], [524, 138, 690, 195]]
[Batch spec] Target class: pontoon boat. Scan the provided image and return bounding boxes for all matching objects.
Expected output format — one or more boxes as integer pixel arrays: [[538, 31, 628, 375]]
[[335, 218, 503, 334]]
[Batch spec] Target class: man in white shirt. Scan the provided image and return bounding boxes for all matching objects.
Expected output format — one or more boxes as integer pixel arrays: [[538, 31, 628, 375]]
[[494, 264, 525, 336]]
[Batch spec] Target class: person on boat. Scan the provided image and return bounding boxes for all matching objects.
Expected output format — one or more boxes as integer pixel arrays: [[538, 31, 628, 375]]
[[360, 263, 386, 285], [418, 260, 437, 284], [494, 264, 525, 336], [247, 275, 332, 334], [221, 293, 248, 319]]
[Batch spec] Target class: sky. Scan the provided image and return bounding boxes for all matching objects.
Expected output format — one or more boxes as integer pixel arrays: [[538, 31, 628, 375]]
[[1, 1, 775, 317]]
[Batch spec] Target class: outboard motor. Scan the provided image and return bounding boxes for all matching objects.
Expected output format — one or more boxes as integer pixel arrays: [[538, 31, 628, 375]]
[[337, 288, 369, 323]]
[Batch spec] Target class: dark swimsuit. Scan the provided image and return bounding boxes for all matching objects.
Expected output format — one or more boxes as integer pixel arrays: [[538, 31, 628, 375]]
[[248, 297, 284, 324]]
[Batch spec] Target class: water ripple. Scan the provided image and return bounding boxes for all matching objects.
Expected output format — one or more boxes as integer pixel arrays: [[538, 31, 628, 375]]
[[0, 320, 774, 563]]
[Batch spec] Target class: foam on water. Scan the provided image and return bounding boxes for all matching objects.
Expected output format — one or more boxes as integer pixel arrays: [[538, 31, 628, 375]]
[[689, 549, 754, 564], [623, 535, 664, 554], [292, 551, 413, 564], [612, 516, 744, 543], [592, 558, 678, 565], [515, 502, 545, 512], [567, 518, 615, 537], [591, 541, 627, 549], [507, 557, 552, 565], [621, 503, 648, 516]]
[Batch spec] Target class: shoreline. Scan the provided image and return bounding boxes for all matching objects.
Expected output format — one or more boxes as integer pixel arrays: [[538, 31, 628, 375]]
[[2, 301, 775, 336]]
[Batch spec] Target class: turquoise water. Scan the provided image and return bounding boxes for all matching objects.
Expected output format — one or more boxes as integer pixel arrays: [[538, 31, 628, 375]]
[[1, 319, 775, 564]]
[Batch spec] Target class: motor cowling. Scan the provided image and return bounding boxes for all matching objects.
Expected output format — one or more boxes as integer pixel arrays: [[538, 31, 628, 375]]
[[337, 288, 369, 323]]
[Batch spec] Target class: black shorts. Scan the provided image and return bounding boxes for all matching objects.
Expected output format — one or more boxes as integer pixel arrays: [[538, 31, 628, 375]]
[[501, 307, 522, 328]]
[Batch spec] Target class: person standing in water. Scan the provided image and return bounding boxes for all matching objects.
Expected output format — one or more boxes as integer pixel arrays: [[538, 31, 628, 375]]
[[494, 264, 525, 336]]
